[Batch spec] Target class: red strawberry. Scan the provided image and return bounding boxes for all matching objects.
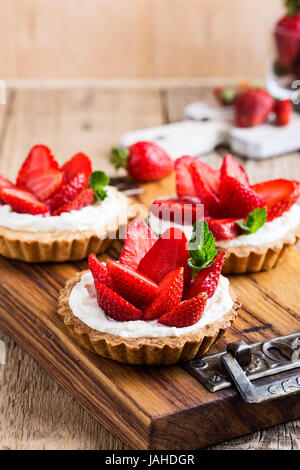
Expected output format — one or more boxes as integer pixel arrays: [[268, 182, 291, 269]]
[[46, 173, 88, 212], [17, 145, 59, 187], [0, 187, 49, 215], [106, 260, 159, 309], [175, 155, 198, 198], [138, 227, 190, 285], [0, 174, 15, 204], [220, 176, 264, 218], [62, 153, 92, 182], [143, 267, 184, 320], [111, 142, 173, 182], [234, 89, 274, 128], [52, 188, 94, 216], [88, 254, 113, 289], [94, 278, 142, 321], [119, 220, 157, 270], [150, 198, 203, 225], [252, 179, 300, 221], [23, 168, 63, 201], [275, 13, 300, 67], [274, 99, 293, 126], [189, 161, 221, 217], [220, 154, 250, 187], [183, 253, 226, 300], [207, 218, 240, 241], [158, 293, 208, 327]]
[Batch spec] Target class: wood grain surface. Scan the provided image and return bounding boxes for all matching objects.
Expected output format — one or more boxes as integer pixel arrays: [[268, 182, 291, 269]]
[[0, 0, 283, 80], [0, 83, 299, 449]]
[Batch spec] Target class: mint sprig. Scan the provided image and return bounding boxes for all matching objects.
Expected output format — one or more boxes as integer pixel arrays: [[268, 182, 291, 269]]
[[188, 221, 217, 277], [237, 207, 267, 234], [89, 171, 110, 201]]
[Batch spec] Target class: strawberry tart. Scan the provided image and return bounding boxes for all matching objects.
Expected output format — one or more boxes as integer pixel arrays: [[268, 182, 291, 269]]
[[149, 154, 300, 274], [58, 220, 240, 365], [0, 145, 127, 262]]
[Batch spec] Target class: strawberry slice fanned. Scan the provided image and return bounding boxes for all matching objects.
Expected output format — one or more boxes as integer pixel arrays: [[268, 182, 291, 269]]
[[151, 198, 202, 225], [94, 278, 143, 322], [46, 172, 89, 213], [252, 179, 300, 221], [158, 292, 207, 327], [88, 254, 113, 289], [106, 260, 159, 309], [0, 187, 49, 215], [220, 154, 249, 187], [138, 227, 190, 285], [207, 218, 240, 241], [23, 167, 64, 201], [17, 145, 59, 187], [175, 155, 198, 199], [62, 152, 92, 182], [184, 252, 226, 300], [119, 220, 157, 270], [52, 188, 94, 216], [220, 176, 265, 218], [0, 174, 15, 204], [189, 161, 221, 217], [143, 267, 184, 321]]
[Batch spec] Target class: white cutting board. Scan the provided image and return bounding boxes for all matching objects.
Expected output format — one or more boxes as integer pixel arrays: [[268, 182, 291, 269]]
[[120, 101, 300, 159]]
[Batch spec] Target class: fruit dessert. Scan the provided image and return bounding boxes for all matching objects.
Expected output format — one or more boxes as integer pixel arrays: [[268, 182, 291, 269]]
[[149, 154, 300, 274], [0, 145, 128, 262], [58, 220, 240, 365]]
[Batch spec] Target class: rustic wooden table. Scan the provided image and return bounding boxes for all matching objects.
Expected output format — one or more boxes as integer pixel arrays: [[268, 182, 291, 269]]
[[0, 82, 299, 450]]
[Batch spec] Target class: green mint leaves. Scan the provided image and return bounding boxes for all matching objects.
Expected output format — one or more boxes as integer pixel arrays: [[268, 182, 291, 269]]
[[188, 221, 217, 277], [111, 147, 129, 170], [237, 207, 267, 234], [89, 171, 110, 201]]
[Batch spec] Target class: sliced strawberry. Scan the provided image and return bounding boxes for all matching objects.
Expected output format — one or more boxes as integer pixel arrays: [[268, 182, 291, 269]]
[[106, 260, 159, 309], [52, 188, 94, 216], [252, 179, 300, 221], [0, 174, 15, 204], [189, 161, 221, 217], [143, 267, 184, 320], [23, 167, 63, 201], [88, 254, 113, 289], [158, 292, 208, 327], [0, 187, 49, 215], [184, 253, 226, 300], [220, 176, 264, 218], [94, 278, 142, 321], [17, 145, 59, 187], [220, 154, 250, 187], [150, 198, 203, 225], [207, 218, 240, 241], [138, 227, 190, 285], [175, 156, 198, 199], [46, 172, 89, 212], [119, 220, 157, 270], [61, 153, 92, 182]]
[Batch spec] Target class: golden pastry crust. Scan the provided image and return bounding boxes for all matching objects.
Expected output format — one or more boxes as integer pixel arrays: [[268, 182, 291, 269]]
[[219, 223, 300, 274], [0, 188, 128, 262], [57, 270, 241, 365]]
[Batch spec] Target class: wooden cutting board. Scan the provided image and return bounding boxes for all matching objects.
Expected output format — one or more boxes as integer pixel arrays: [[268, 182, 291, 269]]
[[0, 177, 299, 450]]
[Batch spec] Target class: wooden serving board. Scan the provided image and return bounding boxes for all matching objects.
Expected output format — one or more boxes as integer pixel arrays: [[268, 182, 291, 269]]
[[0, 177, 300, 450]]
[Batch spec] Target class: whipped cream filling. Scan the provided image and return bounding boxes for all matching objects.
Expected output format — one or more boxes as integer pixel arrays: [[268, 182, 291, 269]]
[[68, 272, 233, 338], [149, 204, 300, 248], [0, 188, 128, 234]]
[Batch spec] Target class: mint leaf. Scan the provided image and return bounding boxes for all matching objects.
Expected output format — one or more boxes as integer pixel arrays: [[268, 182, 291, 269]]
[[188, 221, 217, 277], [89, 171, 110, 201], [237, 207, 267, 234]]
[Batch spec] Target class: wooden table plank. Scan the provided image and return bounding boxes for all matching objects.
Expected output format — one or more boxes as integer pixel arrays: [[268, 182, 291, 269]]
[[0, 84, 299, 449]]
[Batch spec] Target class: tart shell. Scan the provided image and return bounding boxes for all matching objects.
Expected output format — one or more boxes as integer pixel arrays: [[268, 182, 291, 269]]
[[0, 188, 128, 263], [220, 223, 300, 274], [57, 271, 241, 366]]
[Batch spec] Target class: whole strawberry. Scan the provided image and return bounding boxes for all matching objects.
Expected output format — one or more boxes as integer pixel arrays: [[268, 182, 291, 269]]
[[111, 141, 173, 182], [234, 88, 274, 128], [274, 99, 293, 125], [275, 3, 300, 68]]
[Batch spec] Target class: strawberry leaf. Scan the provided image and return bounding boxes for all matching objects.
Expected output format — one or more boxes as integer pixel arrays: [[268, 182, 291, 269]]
[[285, 0, 300, 15], [237, 207, 267, 234], [111, 147, 130, 170], [89, 171, 109, 201], [188, 221, 217, 277]]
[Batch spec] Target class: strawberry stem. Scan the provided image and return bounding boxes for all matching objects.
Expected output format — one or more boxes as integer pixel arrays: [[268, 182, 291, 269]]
[[285, 0, 300, 14], [111, 147, 129, 170]]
